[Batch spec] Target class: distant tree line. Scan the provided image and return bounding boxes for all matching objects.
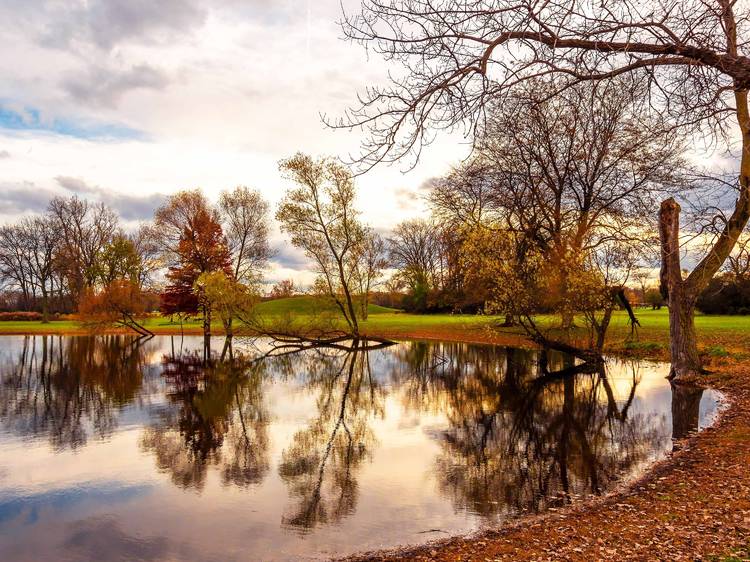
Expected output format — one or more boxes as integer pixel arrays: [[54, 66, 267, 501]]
[[0, 196, 157, 321], [0, 186, 272, 340]]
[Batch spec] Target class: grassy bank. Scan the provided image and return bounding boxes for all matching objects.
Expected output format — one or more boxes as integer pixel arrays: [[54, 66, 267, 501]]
[[2, 298, 749, 361]]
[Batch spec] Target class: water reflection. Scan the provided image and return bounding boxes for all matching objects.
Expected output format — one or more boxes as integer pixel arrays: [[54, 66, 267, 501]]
[[0, 335, 721, 561], [0, 335, 150, 450], [140, 351, 270, 490], [277, 341, 382, 532], [393, 343, 666, 514]]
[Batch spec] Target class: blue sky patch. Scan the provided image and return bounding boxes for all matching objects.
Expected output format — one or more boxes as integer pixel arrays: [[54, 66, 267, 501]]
[[0, 482, 153, 526], [0, 103, 145, 141]]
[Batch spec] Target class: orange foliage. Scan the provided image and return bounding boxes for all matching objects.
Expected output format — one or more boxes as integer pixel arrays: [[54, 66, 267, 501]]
[[78, 279, 150, 334]]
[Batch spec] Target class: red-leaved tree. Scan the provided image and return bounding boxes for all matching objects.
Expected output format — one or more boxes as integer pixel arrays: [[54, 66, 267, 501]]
[[155, 191, 232, 343]]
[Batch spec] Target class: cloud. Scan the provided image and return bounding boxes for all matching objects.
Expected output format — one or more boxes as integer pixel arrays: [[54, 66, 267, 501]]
[[62, 64, 170, 108], [270, 242, 312, 270], [55, 175, 97, 194], [37, 0, 209, 51], [1, 177, 166, 222], [110, 192, 168, 221], [55, 175, 166, 220], [0, 183, 55, 214], [65, 517, 171, 562]]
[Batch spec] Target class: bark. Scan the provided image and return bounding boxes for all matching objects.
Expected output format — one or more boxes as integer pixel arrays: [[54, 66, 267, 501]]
[[203, 305, 212, 361], [616, 289, 640, 331], [659, 198, 702, 379], [41, 286, 49, 324]]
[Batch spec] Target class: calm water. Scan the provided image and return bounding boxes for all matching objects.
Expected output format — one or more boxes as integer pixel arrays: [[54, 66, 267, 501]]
[[0, 335, 720, 561]]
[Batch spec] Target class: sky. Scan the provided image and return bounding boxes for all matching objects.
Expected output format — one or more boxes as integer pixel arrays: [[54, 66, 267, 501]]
[[0, 0, 467, 286]]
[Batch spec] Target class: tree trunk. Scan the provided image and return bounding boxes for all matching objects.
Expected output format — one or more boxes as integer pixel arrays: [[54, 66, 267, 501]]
[[203, 305, 212, 361], [41, 286, 49, 324], [500, 313, 515, 327], [659, 198, 702, 380]]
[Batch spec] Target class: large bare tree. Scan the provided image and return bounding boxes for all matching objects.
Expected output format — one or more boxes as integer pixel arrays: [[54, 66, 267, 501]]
[[48, 195, 119, 306], [336, 0, 750, 379], [447, 79, 681, 328]]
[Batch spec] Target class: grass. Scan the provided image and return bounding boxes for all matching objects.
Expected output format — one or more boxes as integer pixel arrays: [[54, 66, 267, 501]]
[[2, 298, 750, 359]]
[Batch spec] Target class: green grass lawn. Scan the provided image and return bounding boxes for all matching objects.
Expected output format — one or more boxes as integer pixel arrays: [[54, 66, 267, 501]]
[[1, 298, 749, 356]]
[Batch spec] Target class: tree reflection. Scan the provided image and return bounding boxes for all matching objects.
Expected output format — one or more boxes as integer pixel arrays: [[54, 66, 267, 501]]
[[140, 344, 269, 490], [0, 335, 149, 450], [275, 340, 382, 532], [393, 342, 683, 516], [0, 334, 712, 533], [671, 382, 705, 440]]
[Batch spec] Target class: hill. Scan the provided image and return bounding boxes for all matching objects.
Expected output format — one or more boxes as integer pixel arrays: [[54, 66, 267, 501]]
[[256, 295, 397, 316]]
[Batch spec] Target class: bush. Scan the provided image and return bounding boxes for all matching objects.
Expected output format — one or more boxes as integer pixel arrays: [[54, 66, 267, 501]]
[[644, 288, 666, 310], [0, 311, 44, 321], [696, 274, 750, 315]]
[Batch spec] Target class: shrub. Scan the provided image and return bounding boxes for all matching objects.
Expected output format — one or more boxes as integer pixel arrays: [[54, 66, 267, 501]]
[[0, 311, 44, 321], [696, 274, 750, 315]]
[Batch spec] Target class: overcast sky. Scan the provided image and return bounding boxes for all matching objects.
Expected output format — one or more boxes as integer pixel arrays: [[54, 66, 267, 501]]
[[0, 0, 468, 286]]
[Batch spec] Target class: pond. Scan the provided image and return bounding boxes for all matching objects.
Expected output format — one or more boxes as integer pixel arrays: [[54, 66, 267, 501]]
[[0, 335, 721, 561]]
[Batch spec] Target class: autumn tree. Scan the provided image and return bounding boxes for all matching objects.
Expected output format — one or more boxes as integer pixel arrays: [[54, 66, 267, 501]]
[[269, 279, 297, 299], [352, 228, 388, 320], [92, 233, 143, 287], [337, 0, 750, 379], [153, 190, 232, 343], [276, 153, 368, 337], [194, 271, 258, 341], [430, 79, 676, 328], [48, 195, 118, 305], [78, 278, 153, 336]]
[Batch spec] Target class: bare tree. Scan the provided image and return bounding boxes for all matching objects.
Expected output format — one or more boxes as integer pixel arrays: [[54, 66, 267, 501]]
[[387, 218, 441, 293], [448, 79, 676, 327], [132, 224, 161, 290], [149, 189, 215, 265], [352, 228, 388, 319], [20, 217, 57, 322], [219, 186, 273, 284], [336, 0, 750, 379], [725, 232, 750, 279], [276, 153, 366, 337], [48, 195, 118, 305], [0, 224, 33, 310], [428, 159, 503, 229]]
